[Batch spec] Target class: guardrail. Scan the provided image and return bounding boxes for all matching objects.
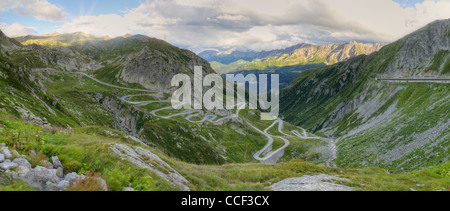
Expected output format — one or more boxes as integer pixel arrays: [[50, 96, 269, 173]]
[[375, 78, 450, 83]]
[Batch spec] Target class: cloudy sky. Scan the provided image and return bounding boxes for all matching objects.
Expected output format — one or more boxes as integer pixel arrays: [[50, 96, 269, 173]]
[[1, 0, 450, 52]]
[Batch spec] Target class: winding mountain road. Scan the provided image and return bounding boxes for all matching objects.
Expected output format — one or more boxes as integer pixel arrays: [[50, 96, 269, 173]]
[[77, 72, 337, 166], [376, 78, 450, 83]]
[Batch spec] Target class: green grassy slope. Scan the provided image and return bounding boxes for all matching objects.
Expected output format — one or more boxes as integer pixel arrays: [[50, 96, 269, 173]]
[[0, 112, 448, 191]]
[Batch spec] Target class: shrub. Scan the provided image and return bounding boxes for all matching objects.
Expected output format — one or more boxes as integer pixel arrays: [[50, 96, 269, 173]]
[[28, 151, 48, 168]]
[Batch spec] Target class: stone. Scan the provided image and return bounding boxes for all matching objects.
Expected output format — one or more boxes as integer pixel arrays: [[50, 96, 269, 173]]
[[57, 180, 70, 190], [43, 181, 60, 191], [270, 174, 357, 191], [40, 160, 54, 169], [13, 158, 31, 169], [0, 143, 5, 148], [0, 161, 18, 170], [64, 172, 85, 184], [56, 167, 64, 179], [23, 166, 60, 190], [123, 187, 135, 191], [51, 156, 63, 169], [2, 148, 12, 159], [96, 177, 108, 191], [16, 166, 30, 177], [11, 150, 20, 157], [110, 144, 191, 191], [0, 154, 4, 163], [8, 171, 19, 180]]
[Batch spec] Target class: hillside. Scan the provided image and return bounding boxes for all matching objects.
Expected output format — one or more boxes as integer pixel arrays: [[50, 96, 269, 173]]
[[0, 19, 448, 191], [200, 41, 385, 74], [280, 19, 450, 172], [14, 32, 109, 48], [0, 29, 334, 167], [1, 112, 449, 191]]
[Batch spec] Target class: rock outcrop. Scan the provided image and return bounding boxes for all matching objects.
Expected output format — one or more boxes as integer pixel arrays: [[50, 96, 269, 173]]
[[0, 146, 108, 191], [110, 144, 191, 191], [119, 45, 216, 91], [270, 174, 357, 191]]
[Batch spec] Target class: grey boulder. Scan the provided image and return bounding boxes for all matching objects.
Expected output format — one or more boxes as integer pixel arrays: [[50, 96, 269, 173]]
[[0, 161, 18, 170], [13, 158, 31, 169], [2, 148, 12, 159], [57, 180, 70, 190], [56, 167, 64, 179], [11, 150, 20, 157], [23, 166, 60, 189], [64, 172, 85, 184], [51, 156, 63, 169], [16, 166, 31, 178]]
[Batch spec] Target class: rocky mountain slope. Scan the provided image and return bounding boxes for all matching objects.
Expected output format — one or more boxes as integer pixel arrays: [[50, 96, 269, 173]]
[[14, 32, 109, 48], [0, 25, 449, 191], [0, 29, 330, 166], [280, 19, 450, 172], [200, 41, 385, 74], [14, 32, 217, 91]]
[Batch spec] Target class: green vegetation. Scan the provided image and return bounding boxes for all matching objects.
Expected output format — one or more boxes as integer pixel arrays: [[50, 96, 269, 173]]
[[280, 23, 450, 172], [15, 32, 109, 48], [1, 112, 448, 191], [442, 57, 450, 74], [427, 50, 449, 73]]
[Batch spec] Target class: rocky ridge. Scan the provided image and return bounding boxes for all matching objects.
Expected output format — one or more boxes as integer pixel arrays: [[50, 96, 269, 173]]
[[110, 144, 191, 191], [200, 41, 386, 73]]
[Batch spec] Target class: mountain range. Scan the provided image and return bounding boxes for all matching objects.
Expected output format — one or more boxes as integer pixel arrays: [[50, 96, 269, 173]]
[[0, 19, 448, 191], [200, 41, 386, 74]]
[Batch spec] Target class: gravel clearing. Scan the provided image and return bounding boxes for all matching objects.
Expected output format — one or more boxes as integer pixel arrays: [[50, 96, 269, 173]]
[[270, 174, 357, 191]]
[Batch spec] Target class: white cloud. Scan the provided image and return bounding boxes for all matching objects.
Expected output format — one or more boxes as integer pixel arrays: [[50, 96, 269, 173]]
[[55, 0, 450, 52], [0, 22, 38, 37], [0, 0, 66, 22], [57, 14, 133, 37]]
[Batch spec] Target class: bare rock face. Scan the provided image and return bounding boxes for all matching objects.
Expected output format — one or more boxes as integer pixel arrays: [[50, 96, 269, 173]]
[[25, 45, 103, 72], [383, 19, 450, 78], [119, 46, 216, 92], [110, 144, 191, 191], [270, 174, 357, 191]]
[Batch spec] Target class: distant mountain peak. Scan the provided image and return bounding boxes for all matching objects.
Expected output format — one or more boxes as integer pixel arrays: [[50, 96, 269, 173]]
[[217, 49, 236, 55], [36, 32, 62, 37], [201, 41, 386, 73], [122, 34, 134, 38]]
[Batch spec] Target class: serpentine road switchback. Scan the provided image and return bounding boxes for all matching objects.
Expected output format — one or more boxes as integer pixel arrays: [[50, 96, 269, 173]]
[[76, 72, 337, 166]]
